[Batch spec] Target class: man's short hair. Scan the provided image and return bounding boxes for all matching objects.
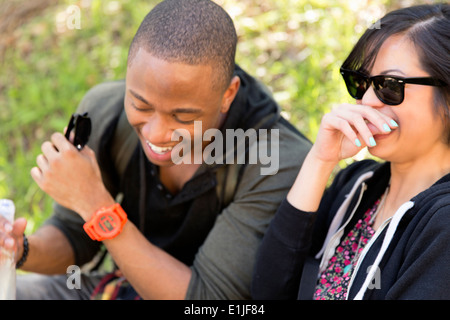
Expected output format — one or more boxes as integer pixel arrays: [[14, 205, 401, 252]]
[[128, 0, 237, 91]]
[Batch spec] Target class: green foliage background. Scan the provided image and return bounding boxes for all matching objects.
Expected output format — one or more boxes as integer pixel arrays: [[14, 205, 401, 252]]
[[0, 0, 434, 232]]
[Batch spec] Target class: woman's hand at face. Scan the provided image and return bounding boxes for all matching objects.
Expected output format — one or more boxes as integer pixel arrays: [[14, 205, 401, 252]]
[[310, 103, 398, 164]]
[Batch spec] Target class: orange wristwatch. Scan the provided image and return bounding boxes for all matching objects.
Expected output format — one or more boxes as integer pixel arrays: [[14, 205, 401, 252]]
[[83, 203, 127, 241]]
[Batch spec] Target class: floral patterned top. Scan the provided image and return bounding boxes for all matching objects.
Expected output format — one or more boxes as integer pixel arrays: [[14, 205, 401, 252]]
[[313, 199, 380, 300]]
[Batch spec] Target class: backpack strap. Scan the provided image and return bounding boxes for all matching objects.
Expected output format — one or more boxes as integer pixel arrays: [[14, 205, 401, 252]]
[[215, 110, 281, 210], [111, 109, 139, 179], [215, 162, 243, 210]]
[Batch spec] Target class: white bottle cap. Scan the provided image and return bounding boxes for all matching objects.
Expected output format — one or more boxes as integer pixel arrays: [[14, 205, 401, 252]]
[[0, 199, 15, 223]]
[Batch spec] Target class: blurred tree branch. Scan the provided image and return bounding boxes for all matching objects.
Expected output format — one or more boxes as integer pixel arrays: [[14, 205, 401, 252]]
[[0, 0, 57, 62]]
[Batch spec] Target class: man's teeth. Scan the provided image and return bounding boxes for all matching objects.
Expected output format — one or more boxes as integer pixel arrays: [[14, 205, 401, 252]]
[[146, 141, 173, 154]]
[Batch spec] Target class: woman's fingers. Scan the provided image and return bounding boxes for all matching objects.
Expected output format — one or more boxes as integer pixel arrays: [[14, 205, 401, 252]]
[[336, 110, 374, 147], [332, 104, 398, 147], [329, 115, 361, 147], [314, 103, 399, 163]]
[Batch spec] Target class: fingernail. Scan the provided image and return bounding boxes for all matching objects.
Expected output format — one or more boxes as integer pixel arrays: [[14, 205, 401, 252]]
[[3, 223, 12, 233], [369, 137, 377, 147], [390, 120, 399, 127], [355, 139, 362, 147], [383, 124, 391, 132], [4, 237, 14, 249]]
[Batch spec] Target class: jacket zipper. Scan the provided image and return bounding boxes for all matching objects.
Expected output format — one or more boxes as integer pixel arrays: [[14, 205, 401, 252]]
[[346, 217, 391, 300], [318, 183, 368, 274], [349, 200, 415, 300]]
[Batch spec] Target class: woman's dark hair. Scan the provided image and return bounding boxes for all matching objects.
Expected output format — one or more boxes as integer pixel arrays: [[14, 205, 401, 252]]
[[342, 3, 450, 144]]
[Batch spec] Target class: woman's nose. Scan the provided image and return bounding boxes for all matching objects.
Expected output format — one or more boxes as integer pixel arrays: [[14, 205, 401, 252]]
[[360, 85, 384, 108]]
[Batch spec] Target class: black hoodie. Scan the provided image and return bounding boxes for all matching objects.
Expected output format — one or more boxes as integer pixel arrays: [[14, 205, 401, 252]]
[[252, 160, 450, 300]]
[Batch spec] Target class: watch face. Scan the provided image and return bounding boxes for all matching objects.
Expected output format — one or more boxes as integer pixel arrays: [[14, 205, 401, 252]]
[[94, 211, 120, 238]]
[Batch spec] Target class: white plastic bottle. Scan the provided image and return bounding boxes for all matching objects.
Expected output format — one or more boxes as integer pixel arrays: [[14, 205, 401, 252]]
[[0, 199, 16, 300]]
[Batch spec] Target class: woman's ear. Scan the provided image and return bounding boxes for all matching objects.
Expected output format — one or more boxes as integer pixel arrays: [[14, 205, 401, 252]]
[[220, 75, 240, 113]]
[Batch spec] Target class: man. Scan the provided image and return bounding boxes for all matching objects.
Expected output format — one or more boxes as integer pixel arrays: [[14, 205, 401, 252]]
[[7, 0, 311, 299]]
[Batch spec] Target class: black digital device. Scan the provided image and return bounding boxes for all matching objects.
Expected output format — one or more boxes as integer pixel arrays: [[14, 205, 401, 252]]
[[65, 112, 91, 150]]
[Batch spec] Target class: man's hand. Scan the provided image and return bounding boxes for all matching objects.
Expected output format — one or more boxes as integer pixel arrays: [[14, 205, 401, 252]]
[[30, 132, 114, 221]]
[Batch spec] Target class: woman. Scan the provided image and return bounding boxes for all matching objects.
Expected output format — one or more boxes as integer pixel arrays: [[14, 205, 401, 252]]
[[252, 4, 450, 300]]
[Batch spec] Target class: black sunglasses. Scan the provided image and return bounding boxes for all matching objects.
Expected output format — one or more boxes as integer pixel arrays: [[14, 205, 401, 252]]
[[340, 68, 446, 106], [65, 112, 91, 150]]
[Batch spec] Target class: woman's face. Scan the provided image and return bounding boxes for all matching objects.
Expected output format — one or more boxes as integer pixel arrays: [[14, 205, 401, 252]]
[[360, 34, 447, 163]]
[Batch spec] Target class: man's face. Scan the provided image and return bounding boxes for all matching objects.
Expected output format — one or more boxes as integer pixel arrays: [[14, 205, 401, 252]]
[[125, 48, 237, 166]]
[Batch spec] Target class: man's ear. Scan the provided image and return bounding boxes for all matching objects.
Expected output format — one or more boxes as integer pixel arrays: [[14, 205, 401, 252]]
[[220, 75, 240, 113]]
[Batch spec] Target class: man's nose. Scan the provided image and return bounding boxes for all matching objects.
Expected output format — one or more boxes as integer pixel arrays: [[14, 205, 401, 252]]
[[141, 114, 173, 144]]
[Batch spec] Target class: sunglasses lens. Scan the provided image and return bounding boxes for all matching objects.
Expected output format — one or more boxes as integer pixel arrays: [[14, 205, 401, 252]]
[[342, 71, 368, 100], [372, 76, 403, 105], [73, 116, 91, 149], [65, 115, 76, 141]]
